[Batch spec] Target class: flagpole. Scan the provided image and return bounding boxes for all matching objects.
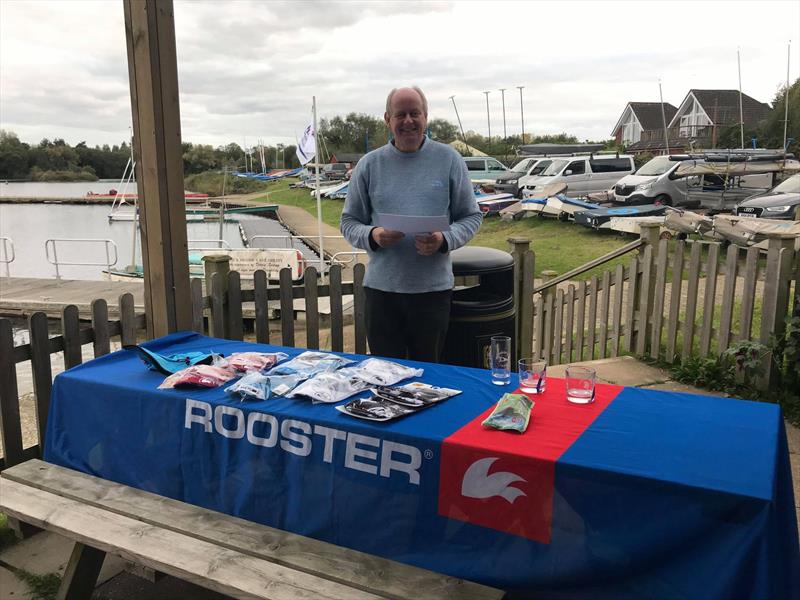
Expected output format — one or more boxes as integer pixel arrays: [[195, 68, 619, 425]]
[[313, 96, 325, 275], [737, 48, 744, 149], [783, 40, 791, 152]]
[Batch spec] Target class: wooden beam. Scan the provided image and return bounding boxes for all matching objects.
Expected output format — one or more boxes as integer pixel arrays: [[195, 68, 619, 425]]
[[124, 0, 192, 337]]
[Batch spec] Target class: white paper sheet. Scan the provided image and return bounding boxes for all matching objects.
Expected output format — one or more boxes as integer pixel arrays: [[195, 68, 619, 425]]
[[375, 213, 451, 234]]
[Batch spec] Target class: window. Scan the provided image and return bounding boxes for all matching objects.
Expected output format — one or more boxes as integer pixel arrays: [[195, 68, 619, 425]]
[[565, 160, 585, 175], [530, 160, 551, 175], [488, 160, 506, 171], [465, 159, 484, 171], [589, 158, 632, 173]]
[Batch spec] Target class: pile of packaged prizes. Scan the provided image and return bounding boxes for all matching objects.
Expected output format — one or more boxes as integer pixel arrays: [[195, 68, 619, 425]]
[[127, 345, 460, 420]]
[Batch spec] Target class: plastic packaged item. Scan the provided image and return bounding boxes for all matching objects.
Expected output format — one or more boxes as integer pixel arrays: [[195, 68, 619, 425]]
[[158, 364, 237, 389], [227, 352, 288, 373], [373, 383, 460, 407], [226, 371, 271, 401], [336, 396, 416, 422], [287, 367, 370, 403], [351, 358, 423, 386], [268, 351, 353, 378], [125, 345, 217, 374], [264, 374, 304, 397], [482, 393, 534, 433]]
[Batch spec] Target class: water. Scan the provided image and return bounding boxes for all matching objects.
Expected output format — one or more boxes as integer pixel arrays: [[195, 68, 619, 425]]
[[520, 375, 546, 394], [0, 203, 264, 280], [491, 370, 511, 385], [0, 180, 123, 199], [566, 388, 595, 404]]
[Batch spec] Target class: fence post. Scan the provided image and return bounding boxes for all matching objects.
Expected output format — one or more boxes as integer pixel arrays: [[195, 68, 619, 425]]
[[635, 223, 660, 355], [758, 233, 795, 390], [204, 255, 230, 338], [541, 270, 558, 363], [508, 237, 534, 362]]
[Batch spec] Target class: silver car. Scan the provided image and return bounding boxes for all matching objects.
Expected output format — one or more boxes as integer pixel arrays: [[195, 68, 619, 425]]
[[734, 173, 800, 219]]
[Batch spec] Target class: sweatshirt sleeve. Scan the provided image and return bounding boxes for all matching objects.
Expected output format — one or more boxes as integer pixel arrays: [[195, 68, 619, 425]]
[[339, 160, 374, 251], [443, 154, 482, 251]]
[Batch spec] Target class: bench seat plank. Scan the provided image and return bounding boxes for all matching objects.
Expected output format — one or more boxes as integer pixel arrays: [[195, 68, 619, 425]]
[[1, 460, 504, 600], [0, 478, 381, 600]]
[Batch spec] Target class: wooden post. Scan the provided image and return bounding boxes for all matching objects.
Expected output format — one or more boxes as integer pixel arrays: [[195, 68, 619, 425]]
[[204, 256, 230, 338], [541, 270, 558, 362], [758, 233, 795, 389], [124, 0, 192, 337], [635, 223, 660, 355], [508, 237, 534, 362]]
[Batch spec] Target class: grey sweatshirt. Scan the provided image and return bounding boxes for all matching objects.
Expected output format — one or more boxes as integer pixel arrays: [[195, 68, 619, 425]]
[[340, 139, 482, 293]]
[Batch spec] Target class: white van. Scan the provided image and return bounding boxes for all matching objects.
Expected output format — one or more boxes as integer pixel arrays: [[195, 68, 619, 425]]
[[613, 155, 773, 207], [521, 155, 635, 198]]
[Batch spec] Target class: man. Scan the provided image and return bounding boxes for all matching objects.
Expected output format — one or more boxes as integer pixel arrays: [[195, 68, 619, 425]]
[[340, 86, 482, 362]]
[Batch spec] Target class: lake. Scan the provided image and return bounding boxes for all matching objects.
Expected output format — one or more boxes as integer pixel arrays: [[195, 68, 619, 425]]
[[0, 180, 127, 199]]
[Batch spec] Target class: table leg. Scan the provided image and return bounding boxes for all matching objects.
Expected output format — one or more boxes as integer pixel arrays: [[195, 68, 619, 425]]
[[56, 542, 106, 600]]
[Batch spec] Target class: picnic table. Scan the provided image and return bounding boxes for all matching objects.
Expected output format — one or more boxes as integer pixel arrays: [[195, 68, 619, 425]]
[[41, 331, 799, 599]]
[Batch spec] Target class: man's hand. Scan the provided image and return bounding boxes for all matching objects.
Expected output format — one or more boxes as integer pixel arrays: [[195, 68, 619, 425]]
[[414, 232, 444, 256], [371, 227, 405, 248]]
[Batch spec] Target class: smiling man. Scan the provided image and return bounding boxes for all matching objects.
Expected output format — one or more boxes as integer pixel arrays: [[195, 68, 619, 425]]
[[340, 86, 482, 362]]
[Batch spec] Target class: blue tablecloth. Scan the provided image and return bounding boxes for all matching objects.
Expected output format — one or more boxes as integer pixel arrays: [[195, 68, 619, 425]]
[[44, 332, 799, 599]]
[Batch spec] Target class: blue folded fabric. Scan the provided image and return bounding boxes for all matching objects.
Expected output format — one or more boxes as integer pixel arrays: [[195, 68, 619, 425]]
[[124, 345, 216, 375]]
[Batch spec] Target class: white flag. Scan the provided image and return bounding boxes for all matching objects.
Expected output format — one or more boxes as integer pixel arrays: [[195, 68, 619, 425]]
[[296, 122, 315, 166]]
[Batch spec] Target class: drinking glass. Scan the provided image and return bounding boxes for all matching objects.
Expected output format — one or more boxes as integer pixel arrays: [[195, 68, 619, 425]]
[[565, 366, 596, 404], [490, 336, 511, 385], [519, 358, 547, 393]]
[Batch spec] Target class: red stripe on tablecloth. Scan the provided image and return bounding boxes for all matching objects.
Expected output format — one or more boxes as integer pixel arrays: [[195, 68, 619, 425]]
[[438, 378, 623, 543]]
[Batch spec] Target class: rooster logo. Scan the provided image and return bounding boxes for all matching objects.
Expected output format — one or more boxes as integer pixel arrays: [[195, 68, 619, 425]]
[[461, 457, 526, 503]]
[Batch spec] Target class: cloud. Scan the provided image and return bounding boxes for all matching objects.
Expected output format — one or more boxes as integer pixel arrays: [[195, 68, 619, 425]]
[[1, 0, 796, 147]]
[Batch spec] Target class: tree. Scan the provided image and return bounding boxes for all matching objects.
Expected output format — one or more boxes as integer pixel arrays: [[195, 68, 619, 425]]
[[428, 118, 458, 143]]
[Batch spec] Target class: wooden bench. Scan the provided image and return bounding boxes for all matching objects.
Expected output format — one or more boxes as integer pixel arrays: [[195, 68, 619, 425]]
[[1, 460, 505, 600]]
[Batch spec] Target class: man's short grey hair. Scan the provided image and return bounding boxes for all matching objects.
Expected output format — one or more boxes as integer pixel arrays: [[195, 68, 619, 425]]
[[385, 86, 428, 116]]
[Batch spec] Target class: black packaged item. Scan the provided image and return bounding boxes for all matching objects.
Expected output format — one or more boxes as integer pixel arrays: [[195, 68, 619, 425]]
[[373, 383, 461, 407], [374, 385, 443, 407], [336, 396, 416, 422]]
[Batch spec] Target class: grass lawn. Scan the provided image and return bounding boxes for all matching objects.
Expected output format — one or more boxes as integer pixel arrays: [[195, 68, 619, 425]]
[[250, 180, 635, 279]]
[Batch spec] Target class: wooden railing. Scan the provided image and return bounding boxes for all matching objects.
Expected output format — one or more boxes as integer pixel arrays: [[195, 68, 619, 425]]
[[525, 225, 799, 385], [0, 263, 365, 470]]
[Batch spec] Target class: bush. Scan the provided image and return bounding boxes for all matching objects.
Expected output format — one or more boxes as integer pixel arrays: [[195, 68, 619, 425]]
[[184, 171, 274, 196]]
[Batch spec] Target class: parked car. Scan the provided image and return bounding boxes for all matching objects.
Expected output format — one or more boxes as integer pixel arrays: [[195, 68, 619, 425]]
[[612, 155, 693, 206], [463, 157, 510, 183], [521, 154, 635, 198], [323, 163, 351, 181], [733, 173, 800, 219], [494, 157, 553, 197]]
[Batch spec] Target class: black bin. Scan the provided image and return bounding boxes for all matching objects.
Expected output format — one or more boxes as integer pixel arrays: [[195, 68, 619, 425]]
[[441, 246, 515, 368]]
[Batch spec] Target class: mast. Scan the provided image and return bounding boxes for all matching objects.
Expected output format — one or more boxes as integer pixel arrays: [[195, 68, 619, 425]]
[[737, 48, 744, 149], [658, 79, 671, 155], [783, 40, 791, 152]]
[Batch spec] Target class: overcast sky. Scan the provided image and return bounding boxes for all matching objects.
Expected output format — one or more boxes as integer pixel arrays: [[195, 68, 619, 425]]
[[1, 0, 798, 149]]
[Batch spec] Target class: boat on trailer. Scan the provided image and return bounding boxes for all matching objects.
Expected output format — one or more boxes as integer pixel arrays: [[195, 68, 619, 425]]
[[575, 204, 667, 229]]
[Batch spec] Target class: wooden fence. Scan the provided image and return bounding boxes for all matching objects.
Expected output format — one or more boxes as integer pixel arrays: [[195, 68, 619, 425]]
[[518, 225, 799, 386], [2, 233, 798, 471]]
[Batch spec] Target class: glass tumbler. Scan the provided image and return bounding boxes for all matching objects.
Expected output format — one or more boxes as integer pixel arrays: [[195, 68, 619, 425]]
[[565, 366, 596, 404], [490, 336, 511, 385], [519, 358, 547, 393]]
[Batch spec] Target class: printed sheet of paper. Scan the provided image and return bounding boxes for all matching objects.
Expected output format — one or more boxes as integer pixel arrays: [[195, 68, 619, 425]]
[[375, 213, 451, 234]]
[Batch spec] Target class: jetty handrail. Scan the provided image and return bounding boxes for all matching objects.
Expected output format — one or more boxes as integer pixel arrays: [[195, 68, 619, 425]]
[[250, 234, 349, 249], [0, 236, 15, 277], [44, 238, 119, 280], [188, 239, 231, 250], [531, 238, 645, 294], [327, 251, 367, 267]]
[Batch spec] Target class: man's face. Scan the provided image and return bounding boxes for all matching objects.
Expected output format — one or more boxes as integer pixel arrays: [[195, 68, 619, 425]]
[[384, 88, 427, 153]]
